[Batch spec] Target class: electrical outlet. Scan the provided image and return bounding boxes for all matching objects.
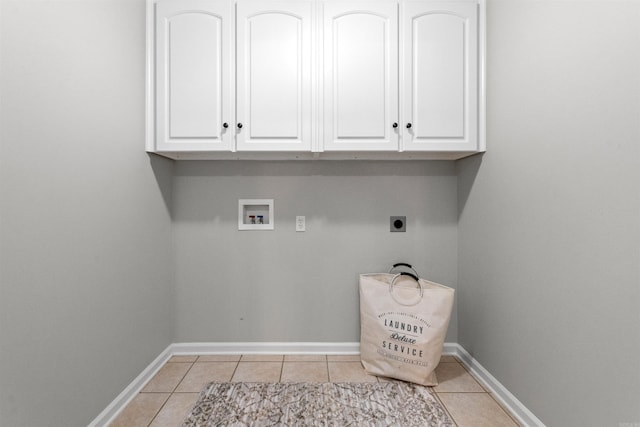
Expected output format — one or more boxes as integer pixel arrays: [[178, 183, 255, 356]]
[[390, 216, 406, 232], [296, 216, 306, 232]]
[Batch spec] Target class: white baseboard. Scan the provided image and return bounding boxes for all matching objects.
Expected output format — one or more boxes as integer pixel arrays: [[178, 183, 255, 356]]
[[88, 345, 173, 427], [446, 343, 546, 427], [90, 341, 543, 427], [171, 341, 360, 355], [442, 342, 460, 357]]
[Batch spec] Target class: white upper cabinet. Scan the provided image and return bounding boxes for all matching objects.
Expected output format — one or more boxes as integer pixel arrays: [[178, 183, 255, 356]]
[[322, 1, 399, 151], [236, 1, 314, 151], [146, 0, 484, 159], [153, 0, 233, 152], [401, 1, 479, 152]]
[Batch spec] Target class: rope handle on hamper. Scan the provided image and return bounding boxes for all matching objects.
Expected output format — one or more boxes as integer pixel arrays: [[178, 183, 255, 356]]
[[392, 262, 412, 269], [389, 272, 424, 306], [398, 271, 419, 282], [389, 263, 420, 277]]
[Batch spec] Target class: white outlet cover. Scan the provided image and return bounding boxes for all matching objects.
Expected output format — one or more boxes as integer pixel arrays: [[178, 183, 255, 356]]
[[296, 216, 305, 232]]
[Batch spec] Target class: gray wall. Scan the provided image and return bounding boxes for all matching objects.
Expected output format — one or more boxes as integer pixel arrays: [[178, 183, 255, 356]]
[[457, 1, 640, 426], [173, 161, 459, 343], [0, 1, 174, 426]]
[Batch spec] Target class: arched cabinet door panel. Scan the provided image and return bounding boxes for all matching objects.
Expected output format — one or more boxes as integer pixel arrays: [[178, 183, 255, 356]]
[[236, 1, 313, 152], [401, 1, 479, 152], [154, 0, 233, 152], [322, 1, 399, 151]]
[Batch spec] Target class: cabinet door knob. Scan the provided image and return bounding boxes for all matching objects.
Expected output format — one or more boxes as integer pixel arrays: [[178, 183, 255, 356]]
[[237, 123, 243, 129], [406, 123, 412, 129], [392, 122, 398, 128], [223, 122, 229, 128]]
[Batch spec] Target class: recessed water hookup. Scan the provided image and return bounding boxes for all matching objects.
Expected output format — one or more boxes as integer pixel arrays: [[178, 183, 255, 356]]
[[238, 199, 274, 230], [390, 216, 406, 232]]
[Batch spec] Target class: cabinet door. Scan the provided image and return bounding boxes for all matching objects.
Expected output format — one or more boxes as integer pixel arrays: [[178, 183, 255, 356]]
[[154, 0, 233, 151], [236, 1, 313, 151], [401, 1, 478, 151], [323, 1, 399, 151]]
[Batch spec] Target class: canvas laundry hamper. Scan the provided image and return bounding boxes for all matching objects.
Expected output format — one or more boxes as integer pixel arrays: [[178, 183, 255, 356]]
[[359, 264, 454, 386]]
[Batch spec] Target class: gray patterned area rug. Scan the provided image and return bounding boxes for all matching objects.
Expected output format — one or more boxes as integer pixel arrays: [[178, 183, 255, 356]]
[[181, 382, 454, 426]]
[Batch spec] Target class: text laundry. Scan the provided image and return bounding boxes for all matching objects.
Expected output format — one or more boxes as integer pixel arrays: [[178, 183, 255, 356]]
[[384, 319, 424, 335]]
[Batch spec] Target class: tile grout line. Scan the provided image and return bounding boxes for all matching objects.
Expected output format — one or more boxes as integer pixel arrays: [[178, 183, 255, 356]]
[[229, 358, 241, 383], [457, 360, 491, 393], [441, 357, 522, 427], [432, 390, 459, 427], [487, 391, 525, 427], [173, 361, 197, 392], [435, 358, 511, 426], [324, 355, 329, 382], [145, 361, 195, 427], [144, 393, 171, 427], [436, 391, 488, 394]]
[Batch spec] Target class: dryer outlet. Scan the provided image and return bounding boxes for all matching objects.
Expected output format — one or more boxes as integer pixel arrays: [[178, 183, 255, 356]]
[[390, 216, 406, 232]]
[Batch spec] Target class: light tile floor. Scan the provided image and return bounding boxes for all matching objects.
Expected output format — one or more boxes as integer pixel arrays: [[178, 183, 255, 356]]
[[109, 354, 522, 427]]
